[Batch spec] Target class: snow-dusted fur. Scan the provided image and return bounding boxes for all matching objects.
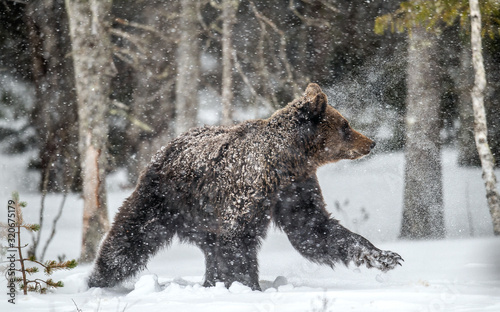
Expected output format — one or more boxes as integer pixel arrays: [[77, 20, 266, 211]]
[[88, 84, 402, 290]]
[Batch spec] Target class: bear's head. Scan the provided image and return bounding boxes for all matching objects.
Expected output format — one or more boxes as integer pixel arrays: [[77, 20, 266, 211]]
[[280, 83, 375, 166]]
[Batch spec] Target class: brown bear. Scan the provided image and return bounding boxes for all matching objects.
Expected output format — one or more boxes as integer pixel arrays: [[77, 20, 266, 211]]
[[88, 83, 402, 290]]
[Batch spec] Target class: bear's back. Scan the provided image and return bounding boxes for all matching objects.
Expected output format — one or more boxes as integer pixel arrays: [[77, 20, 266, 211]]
[[148, 119, 281, 235]]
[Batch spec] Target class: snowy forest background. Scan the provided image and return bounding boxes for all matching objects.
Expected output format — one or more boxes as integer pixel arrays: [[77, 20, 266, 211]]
[[1, 0, 500, 311], [2, 0, 500, 190]]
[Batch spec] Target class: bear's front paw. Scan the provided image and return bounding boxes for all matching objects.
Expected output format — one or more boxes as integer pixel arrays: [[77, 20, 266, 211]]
[[353, 249, 403, 272]]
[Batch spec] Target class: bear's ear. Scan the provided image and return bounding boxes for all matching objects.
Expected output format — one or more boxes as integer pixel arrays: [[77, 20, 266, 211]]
[[304, 83, 324, 100], [301, 84, 328, 120]]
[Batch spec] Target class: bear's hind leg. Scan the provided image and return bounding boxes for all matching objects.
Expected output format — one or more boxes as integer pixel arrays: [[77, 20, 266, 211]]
[[201, 234, 261, 291], [88, 199, 176, 288]]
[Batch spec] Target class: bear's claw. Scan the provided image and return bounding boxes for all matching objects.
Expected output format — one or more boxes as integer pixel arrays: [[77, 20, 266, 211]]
[[353, 249, 403, 272]]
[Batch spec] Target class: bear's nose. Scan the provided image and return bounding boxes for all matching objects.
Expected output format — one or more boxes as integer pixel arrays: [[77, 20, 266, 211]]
[[370, 141, 376, 150]]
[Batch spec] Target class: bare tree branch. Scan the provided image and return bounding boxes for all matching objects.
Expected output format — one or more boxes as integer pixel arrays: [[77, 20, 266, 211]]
[[249, 1, 301, 97], [114, 18, 172, 42], [109, 28, 149, 55], [288, 0, 330, 28], [232, 50, 258, 98]]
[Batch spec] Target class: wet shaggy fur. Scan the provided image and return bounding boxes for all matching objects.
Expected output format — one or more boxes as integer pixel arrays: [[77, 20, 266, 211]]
[[88, 83, 402, 290]]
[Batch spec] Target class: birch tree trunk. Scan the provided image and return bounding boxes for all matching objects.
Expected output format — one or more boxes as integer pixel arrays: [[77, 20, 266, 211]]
[[65, 0, 115, 262], [400, 25, 445, 239], [175, 0, 200, 136], [469, 0, 500, 235], [220, 0, 237, 126]]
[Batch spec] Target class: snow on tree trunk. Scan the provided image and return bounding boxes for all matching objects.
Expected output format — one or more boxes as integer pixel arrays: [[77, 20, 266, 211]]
[[400, 25, 445, 239], [469, 0, 500, 236], [175, 0, 200, 136], [221, 0, 237, 126], [65, 0, 114, 262]]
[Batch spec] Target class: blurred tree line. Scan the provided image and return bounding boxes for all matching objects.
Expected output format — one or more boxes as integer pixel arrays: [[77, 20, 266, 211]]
[[1, 0, 500, 193]]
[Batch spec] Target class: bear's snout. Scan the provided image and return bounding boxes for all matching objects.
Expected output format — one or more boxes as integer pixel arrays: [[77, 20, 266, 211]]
[[361, 139, 375, 155]]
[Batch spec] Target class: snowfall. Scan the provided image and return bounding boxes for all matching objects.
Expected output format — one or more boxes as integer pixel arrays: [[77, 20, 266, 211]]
[[1, 148, 499, 312]]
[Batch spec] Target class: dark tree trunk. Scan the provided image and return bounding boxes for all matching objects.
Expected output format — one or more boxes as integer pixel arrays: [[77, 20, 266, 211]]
[[127, 5, 176, 184], [456, 43, 480, 167], [400, 25, 445, 239], [26, 0, 79, 193]]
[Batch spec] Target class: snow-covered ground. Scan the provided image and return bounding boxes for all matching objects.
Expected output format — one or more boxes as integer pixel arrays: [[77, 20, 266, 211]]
[[1, 149, 499, 311]]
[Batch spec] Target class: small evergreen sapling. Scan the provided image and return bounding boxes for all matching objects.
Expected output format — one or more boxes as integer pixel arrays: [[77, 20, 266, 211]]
[[1, 192, 77, 294]]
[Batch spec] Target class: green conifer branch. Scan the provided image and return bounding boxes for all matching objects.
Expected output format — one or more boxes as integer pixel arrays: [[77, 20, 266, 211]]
[[375, 0, 500, 37], [1, 192, 78, 294]]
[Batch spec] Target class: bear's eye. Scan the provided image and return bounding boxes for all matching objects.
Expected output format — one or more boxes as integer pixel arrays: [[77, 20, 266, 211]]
[[340, 121, 352, 140]]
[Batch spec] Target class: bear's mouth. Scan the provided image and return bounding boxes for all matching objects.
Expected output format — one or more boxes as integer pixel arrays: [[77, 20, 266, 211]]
[[349, 149, 370, 159]]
